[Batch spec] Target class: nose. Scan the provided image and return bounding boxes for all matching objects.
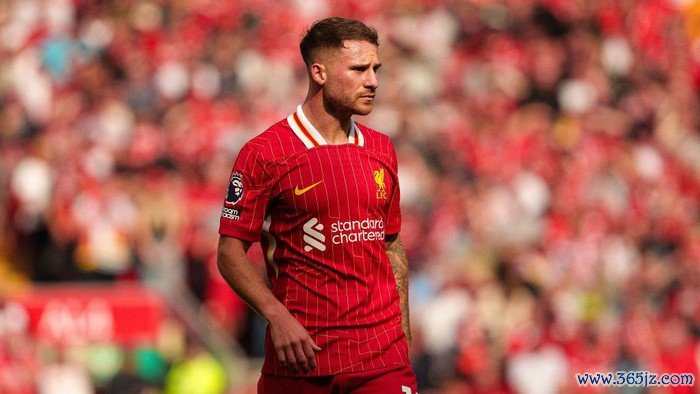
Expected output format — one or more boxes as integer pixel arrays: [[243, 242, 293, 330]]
[[365, 70, 379, 90]]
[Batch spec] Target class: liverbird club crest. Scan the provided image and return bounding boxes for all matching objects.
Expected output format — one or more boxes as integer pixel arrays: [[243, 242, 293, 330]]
[[374, 168, 387, 200]]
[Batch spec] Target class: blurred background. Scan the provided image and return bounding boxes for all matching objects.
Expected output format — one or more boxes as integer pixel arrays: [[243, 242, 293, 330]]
[[1, 0, 699, 393]]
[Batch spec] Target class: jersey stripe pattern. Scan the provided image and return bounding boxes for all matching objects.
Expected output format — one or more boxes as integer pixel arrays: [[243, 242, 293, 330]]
[[219, 105, 408, 376]]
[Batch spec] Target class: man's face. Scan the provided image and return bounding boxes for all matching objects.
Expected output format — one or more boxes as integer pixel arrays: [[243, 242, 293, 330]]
[[321, 40, 380, 116]]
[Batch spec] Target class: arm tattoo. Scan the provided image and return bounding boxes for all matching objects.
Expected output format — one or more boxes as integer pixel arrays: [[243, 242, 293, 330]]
[[386, 235, 411, 342]]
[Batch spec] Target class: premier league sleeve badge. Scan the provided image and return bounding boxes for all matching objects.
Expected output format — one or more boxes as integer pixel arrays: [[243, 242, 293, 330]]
[[225, 172, 244, 206]]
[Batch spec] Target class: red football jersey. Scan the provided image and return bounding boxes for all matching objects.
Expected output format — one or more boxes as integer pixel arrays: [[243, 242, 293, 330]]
[[219, 105, 409, 376]]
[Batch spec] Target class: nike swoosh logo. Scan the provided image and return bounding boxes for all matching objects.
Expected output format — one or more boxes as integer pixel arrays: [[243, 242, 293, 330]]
[[294, 180, 323, 196]]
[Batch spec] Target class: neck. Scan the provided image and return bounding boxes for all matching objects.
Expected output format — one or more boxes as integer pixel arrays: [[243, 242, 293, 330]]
[[302, 92, 352, 145]]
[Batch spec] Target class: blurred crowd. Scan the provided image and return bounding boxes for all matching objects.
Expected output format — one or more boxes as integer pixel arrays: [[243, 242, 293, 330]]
[[0, 293, 229, 394], [1, 0, 699, 393]]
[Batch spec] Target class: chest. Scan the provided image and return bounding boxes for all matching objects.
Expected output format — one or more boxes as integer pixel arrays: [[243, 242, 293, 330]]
[[272, 146, 395, 217]]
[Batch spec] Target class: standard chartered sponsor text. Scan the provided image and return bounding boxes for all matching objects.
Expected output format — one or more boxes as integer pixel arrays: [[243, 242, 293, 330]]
[[330, 218, 384, 244]]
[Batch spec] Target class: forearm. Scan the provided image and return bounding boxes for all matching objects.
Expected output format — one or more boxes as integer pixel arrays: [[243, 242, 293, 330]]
[[385, 234, 411, 342], [217, 236, 286, 322], [217, 236, 321, 372]]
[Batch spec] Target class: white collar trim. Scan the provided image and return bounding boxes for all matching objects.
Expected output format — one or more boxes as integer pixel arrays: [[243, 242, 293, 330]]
[[288, 104, 365, 148]]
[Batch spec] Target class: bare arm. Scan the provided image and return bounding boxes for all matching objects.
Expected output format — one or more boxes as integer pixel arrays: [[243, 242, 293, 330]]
[[217, 236, 320, 372], [385, 233, 411, 343]]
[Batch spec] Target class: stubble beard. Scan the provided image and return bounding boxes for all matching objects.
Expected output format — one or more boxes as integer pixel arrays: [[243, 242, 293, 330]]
[[354, 98, 374, 116], [324, 88, 373, 118]]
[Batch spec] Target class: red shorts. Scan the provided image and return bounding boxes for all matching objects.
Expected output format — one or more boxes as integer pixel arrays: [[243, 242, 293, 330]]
[[257, 365, 418, 394]]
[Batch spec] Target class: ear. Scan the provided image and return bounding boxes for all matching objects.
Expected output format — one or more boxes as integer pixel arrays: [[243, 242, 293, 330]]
[[310, 63, 327, 86]]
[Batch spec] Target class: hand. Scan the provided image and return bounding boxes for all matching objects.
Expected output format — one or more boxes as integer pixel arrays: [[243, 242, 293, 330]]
[[267, 308, 321, 374]]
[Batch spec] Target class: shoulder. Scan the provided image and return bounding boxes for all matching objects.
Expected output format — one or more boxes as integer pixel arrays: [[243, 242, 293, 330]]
[[239, 118, 305, 161], [355, 122, 397, 162]]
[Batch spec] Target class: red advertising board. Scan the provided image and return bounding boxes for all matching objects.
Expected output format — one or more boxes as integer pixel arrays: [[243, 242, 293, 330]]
[[6, 283, 166, 345]]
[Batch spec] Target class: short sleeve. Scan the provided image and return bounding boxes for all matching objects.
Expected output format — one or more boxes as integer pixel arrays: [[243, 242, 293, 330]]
[[385, 140, 401, 235], [218, 143, 272, 242]]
